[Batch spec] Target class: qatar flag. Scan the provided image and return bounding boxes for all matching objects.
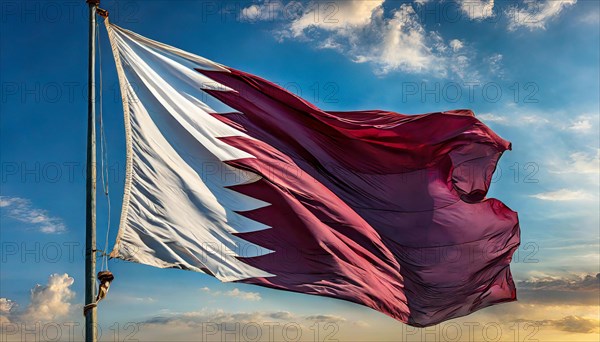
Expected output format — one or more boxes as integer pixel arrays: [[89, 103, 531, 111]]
[[105, 21, 520, 327]]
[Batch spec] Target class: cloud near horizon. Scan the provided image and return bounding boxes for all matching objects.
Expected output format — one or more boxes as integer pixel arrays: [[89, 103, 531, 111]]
[[201, 286, 262, 301], [0, 273, 75, 324], [529, 189, 594, 201], [516, 273, 599, 306]]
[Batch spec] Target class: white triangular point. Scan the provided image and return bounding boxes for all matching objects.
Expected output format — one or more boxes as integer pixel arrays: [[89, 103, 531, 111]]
[[108, 23, 275, 282]]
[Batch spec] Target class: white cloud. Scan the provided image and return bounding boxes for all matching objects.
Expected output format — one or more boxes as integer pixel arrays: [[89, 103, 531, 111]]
[[520, 115, 551, 125], [530, 189, 593, 201], [507, 0, 577, 31], [278, 1, 463, 76], [253, 1, 493, 78], [478, 111, 597, 138], [22, 273, 75, 321], [242, 4, 261, 19], [239, 1, 288, 22], [449, 39, 464, 52], [0, 196, 66, 233], [488, 53, 504, 75], [550, 150, 600, 175], [477, 113, 508, 123], [477, 112, 551, 126], [200, 287, 261, 301], [319, 36, 343, 50], [0, 298, 15, 324], [0, 298, 15, 314], [1, 274, 75, 325], [223, 288, 261, 301], [288, 0, 384, 36], [457, 0, 495, 20], [569, 117, 593, 132], [356, 4, 443, 74], [569, 119, 592, 132], [448, 53, 479, 80]]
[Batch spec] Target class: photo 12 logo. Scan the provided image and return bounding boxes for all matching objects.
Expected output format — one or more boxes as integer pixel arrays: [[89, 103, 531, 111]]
[[401, 82, 540, 104], [0, 321, 143, 342]]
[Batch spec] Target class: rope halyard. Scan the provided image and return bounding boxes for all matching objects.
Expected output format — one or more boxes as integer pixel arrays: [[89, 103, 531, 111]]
[[96, 16, 111, 273]]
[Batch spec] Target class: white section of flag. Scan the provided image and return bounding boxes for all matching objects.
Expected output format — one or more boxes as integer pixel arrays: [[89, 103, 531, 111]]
[[106, 21, 274, 282]]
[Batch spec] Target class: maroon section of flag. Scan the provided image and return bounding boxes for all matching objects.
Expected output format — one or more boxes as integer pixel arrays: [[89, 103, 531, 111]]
[[197, 67, 520, 327]]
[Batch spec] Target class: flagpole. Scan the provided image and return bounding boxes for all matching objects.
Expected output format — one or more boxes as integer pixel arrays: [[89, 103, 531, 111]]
[[85, 1, 98, 341]]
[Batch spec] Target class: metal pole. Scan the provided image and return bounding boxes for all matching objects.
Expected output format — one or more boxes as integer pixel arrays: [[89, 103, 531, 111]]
[[85, 1, 98, 341]]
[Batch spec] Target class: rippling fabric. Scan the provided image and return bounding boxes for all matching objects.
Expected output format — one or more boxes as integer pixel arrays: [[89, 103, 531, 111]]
[[107, 21, 520, 327]]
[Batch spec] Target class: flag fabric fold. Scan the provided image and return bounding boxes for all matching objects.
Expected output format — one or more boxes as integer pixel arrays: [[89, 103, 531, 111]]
[[106, 21, 520, 327]]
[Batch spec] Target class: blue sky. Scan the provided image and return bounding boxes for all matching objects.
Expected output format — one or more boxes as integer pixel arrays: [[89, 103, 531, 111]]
[[1, 1, 599, 341]]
